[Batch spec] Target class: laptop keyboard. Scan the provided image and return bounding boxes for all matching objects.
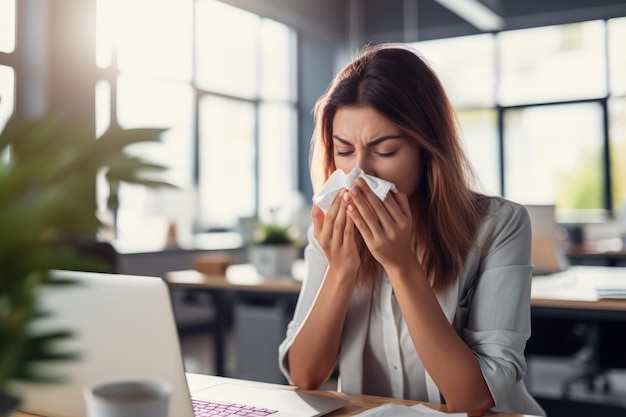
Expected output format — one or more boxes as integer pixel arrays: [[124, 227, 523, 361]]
[[192, 398, 279, 416]]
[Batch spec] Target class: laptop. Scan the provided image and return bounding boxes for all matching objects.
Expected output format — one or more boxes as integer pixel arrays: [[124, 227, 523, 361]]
[[15, 270, 348, 417], [525, 204, 569, 276]]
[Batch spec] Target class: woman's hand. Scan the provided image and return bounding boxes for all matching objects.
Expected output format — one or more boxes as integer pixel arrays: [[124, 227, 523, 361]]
[[290, 190, 362, 389], [312, 189, 361, 278], [345, 177, 414, 270]]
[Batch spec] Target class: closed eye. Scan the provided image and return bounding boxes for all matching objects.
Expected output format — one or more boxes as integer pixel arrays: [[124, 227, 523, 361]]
[[375, 151, 397, 157]]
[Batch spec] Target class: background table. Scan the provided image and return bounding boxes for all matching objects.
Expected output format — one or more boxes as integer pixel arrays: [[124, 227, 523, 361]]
[[531, 265, 626, 320], [166, 265, 302, 377], [529, 266, 626, 396]]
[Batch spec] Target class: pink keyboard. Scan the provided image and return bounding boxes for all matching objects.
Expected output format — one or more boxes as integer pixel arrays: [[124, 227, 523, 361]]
[[192, 398, 279, 417]]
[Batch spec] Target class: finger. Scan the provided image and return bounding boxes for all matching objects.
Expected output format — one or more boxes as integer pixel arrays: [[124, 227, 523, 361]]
[[349, 182, 384, 235], [332, 190, 350, 246], [346, 199, 374, 242], [354, 178, 388, 215], [354, 179, 409, 232], [393, 190, 411, 216], [311, 204, 324, 229], [383, 190, 411, 225], [325, 189, 344, 218], [317, 189, 344, 242], [344, 209, 357, 248], [311, 204, 326, 244]]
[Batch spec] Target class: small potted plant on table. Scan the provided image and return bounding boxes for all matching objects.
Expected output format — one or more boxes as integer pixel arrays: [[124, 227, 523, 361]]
[[247, 211, 302, 278]]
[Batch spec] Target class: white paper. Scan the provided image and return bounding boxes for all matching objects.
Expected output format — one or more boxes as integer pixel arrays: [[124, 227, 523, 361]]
[[312, 167, 398, 213], [354, 402, 467, 417]]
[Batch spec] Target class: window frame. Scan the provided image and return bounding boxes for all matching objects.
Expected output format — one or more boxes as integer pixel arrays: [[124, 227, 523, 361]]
[[94, 0, 299, 232], [412, 18, 625, 223]]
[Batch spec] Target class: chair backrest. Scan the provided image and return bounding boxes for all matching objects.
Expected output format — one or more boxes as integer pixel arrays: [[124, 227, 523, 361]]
[[534, 396, 626, 417]]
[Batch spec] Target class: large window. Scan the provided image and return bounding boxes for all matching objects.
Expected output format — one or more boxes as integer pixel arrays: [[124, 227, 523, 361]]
[[503, 103, 605, 218], [194, 1, 297, 228], [413, 18, 626, 222], [0, 65, 14, 133], [417, 35, 499, 196], [96, 0, 298, 238], [498, 21, 606, 106], [0, 0, 15, 54], [0, 0, 15, 133]]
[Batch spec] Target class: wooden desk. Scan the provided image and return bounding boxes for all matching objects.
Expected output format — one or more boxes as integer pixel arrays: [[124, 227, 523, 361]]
[[166, 264, 302, 294], [167, 265, 626, 378], [531, 266, 626, 321], [166, 265, 302, 377], [12, 373, 540, 417], [171, 266, 626, 317]]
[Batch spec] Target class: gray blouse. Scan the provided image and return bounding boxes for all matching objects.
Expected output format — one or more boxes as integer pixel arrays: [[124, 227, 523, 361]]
[[278, 196, 546, 416]]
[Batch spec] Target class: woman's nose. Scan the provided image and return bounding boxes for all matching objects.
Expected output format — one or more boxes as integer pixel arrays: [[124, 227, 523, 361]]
[[355, 155, 373, 176]]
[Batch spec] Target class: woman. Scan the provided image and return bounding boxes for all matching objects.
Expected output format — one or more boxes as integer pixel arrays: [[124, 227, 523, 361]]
[[278, 43, 545, 417]]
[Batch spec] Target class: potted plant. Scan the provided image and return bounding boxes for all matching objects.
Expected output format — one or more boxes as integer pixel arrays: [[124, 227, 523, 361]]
[[247, 211, 302, 278], [0, 114, 171, 415]]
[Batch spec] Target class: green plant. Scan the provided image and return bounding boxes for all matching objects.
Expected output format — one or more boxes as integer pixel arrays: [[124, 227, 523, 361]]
[[0, 114, 172, 412], [253, 221, 300, 245], [251, 208, 301, 246]]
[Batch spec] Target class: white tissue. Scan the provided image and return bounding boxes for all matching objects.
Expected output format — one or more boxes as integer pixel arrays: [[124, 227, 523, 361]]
[[312, 167, 398, 213], [354, 403, 467, 417]]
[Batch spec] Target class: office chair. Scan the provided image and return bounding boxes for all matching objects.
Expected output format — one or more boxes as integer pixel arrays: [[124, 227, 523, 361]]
[[534, 395, 626, 417], [591, 321, 626, 391], [526, 316, 623, 398], [560, 321, 612, 396], [556, 321, 626, 397], [525, 316, 594, 396]]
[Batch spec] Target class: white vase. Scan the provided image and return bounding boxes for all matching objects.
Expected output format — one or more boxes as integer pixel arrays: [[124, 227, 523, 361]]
[[248, 245, 298, 278]]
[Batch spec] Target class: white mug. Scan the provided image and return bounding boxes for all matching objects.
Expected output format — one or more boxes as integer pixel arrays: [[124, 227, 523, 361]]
[[83, 380, 173, 417]]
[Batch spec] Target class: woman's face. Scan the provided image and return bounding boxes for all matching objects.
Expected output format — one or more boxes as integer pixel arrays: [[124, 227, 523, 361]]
[[331, 105, 422, 196]]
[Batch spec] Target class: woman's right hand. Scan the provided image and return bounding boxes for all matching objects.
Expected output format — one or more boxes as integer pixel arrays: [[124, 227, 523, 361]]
[[289, 191, 361, 389], [312, 189, 360, 278]]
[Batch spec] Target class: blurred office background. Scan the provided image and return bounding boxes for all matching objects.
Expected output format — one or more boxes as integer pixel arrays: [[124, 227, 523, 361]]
[[2, 0, 626, 246], [2, 0, 626, 413]]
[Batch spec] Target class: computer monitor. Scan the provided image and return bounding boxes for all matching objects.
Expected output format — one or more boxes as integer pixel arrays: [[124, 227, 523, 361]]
[[525, 204, 569, 276]]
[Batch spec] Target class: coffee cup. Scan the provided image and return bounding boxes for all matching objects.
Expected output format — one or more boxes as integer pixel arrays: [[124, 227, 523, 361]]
[[83, 379, 173, 417]]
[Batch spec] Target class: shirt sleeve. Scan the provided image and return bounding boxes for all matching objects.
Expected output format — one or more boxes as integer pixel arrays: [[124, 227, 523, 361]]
[[458, 199, 534, 410], [278, 224, 329, 384]]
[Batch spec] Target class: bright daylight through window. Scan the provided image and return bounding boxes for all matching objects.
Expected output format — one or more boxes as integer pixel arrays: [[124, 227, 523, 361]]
[[412, 18, 626, 223], [2, 2, 625, 237], [94, 0, 297, 243]]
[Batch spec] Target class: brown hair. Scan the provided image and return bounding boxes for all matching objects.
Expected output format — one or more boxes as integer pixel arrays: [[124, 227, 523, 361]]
[[310, 43, 487, 292]]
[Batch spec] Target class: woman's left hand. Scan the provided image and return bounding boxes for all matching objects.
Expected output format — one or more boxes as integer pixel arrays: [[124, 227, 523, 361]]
[[345, 177, 414, 269]]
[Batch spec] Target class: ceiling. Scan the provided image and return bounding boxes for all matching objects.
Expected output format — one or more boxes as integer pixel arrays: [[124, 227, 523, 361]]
[[220, 0, 626, 45], [362, 0, 626, 43]]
